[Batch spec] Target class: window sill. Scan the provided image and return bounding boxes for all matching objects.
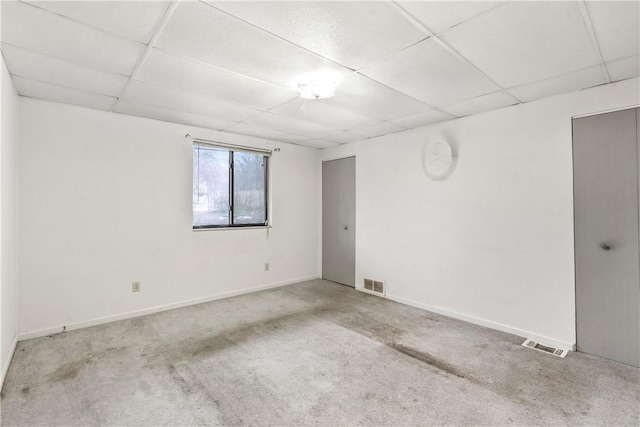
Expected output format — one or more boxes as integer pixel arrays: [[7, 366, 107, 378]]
[[193, 225, 271, 232]]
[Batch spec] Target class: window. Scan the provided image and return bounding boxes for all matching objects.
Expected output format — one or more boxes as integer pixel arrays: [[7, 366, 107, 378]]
[[193, 141, 269, 229]]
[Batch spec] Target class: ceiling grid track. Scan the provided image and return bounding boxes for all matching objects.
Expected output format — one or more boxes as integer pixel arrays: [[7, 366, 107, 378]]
[[16, 0, 147, 46], [111, 0, 181, 112], [4, 1, 636, 146], [201, 1, 357, 73], [260, 91, 418, 131], [197, 1, 412, 134], [0, 41, 132, 79], [201, 1, 442, 114], [390, 1, 523, 106], [347, 71, 458, 120], [148, 47, 301, 95], [577, 1, 612, 84]]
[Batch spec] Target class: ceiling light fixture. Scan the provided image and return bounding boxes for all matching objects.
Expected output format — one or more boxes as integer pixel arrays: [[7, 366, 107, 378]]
[[295, 70, 340, 100]]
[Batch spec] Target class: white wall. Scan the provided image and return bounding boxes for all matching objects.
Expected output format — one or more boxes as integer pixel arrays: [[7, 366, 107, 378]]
[[1, 54, 19, 385], [17, 98, 320, 337], [11, 76, 640, 350], [323, 78, 640, 349]]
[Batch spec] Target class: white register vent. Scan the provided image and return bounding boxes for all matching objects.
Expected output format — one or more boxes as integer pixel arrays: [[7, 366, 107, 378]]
[[522, 338, 568, 358]]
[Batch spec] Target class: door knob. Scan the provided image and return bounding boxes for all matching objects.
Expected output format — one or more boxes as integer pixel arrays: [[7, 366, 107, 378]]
[[600, 243, 612, 251], [344, 226, 348, 230]]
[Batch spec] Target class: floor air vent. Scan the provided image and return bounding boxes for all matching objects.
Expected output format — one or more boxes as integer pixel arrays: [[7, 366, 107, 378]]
[[522, 338, 568, 358], [363, 278, 385, 296]]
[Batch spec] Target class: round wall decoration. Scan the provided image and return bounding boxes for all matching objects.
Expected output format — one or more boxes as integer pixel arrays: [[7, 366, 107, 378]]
[[423, 140, 453, 179]]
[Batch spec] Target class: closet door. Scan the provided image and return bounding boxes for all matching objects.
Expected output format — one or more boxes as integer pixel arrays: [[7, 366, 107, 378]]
[[322, 157, 355, 287], [573, 108, 639, 367]]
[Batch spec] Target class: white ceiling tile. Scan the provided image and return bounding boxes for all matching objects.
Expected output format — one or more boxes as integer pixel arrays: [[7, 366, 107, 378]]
[[398, 1, 505, 34], [440, 2, 601, 88], [442, 91, 517, 117], [506, 66, 607, 103], [269, 98, 377, 130], [298, 140, 340, 149], [351, 121, 406, 138], [607, 56, 640, 82], [243, 112, 341, 139], [2, 44, 128, 97], [360, 39, 499, 106], [23, 1, 171, 44], [136, 49, 297, 110], [13, 76, 116, 111], [1, 1, 145, 75], [224, 123, 310, 144], [587, 1, 639, 62], [322, 131, 366, 144], [389, 110, 454, 128], [207, 1, 426, 70], [115, 100, 236, 131], [155, 1, 351, 89], [323, 72, 433, 120], [123, 80, 262, 122], [3, 0, 635, 135]]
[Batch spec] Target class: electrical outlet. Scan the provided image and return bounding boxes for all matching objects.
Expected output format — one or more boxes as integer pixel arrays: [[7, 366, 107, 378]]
[[264, 263, 270, 272], [132, 281, 141, 293]]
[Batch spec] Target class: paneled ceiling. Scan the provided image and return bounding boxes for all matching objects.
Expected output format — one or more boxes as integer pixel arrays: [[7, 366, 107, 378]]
[[2, 1, 638, 149]]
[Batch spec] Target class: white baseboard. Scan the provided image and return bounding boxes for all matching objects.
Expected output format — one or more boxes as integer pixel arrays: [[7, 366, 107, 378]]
[[384, 292, 575, 352], [17, 275, 321, 342], [1, 334, 18, 388]]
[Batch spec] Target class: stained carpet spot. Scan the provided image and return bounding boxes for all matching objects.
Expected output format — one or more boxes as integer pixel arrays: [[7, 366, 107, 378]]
[[51, 364, 79, 381], [389, 343, 466, 379], [168, 365, 194, 395]]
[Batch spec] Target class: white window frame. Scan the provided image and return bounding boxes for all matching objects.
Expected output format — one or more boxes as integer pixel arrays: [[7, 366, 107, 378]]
[[192, 139, 270, 230]]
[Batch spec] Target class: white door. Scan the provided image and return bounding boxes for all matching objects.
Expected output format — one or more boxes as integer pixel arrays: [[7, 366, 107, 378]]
[[573, 108, 640, 367], [322, 157, 355, 287]]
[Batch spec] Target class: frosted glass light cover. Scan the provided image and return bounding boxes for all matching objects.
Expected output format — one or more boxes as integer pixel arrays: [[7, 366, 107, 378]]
[[295, 70, 340, 99]]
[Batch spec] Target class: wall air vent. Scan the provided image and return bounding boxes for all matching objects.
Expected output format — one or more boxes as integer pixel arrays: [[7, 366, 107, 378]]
[[522, 338, 568, 358], [364, 278, 374, 291], [363, 278, 385, 296], [373, 280, 384, 293]]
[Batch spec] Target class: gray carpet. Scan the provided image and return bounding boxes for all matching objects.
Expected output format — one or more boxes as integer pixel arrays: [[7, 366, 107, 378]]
[[1, 279, 638, 426]]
